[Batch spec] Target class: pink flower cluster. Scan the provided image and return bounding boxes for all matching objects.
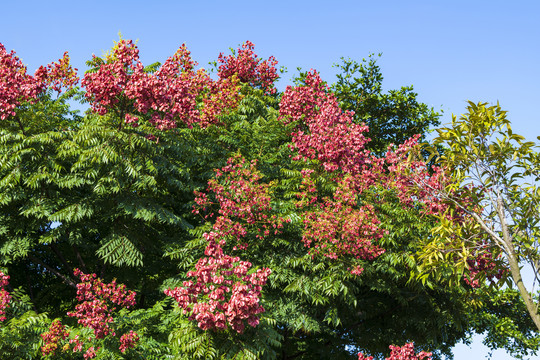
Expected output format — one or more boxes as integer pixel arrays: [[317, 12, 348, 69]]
[[35, 51, 79, 93], [464, 246, 504, 288], [41, 325, 100, 359], [279, 70, 500, 284], [384, 135, 452, 216], [279, 70, 376, 176], [179, 155, 285, 331], [41, 322, 98, 359], [67, 269, 136, 338], [0, 271, 10, 321], [119, 330, 139, 353], [40, 270, 139, 357], [82, 39, 243, 129], [0, 43, 45, 120], [302, 176, 386, 267], [218, 40, 279, 94], [358, 342, 432, 360], [200, 75, 244, 127], [194, 154, 288, 248], [83, 346, 97, 359], [0, 43, 79, 120], [278, 70, 326, 126], [278, 73, 390, 271], [40, 319, 69, 356], [165, 232, 271, 333], [0, 44, 42, 116]]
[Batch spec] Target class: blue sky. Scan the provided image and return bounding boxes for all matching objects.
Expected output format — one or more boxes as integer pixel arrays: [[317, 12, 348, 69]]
[[2, 0, 539, 358]]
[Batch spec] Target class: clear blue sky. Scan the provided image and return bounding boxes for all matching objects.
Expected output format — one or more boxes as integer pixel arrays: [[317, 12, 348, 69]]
[[2, 1, 539, 358]]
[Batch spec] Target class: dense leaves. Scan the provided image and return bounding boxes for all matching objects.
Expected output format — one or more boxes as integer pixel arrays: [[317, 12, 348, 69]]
[[407, 102, 540, 357], [0, 40, 536, 360], [331, 54, 441, 155]]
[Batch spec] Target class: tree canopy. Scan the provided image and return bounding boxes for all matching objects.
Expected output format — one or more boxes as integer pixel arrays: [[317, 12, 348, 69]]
[[0, 39, 537, 360]]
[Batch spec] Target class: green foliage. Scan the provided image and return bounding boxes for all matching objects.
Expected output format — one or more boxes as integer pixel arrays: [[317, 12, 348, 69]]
[[471, 288, 540, 360], [0, 287, 50, 358], [414, 101, 540, 357], [0, 41, 536, 360], [332, 54, 441, 155]]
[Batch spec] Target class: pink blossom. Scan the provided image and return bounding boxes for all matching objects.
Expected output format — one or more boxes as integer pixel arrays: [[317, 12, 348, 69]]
[[67, 269, 136, 339], [119, 330, 139, 353], [0, 272, 11, 321], [40, 320, 69, 356], [84, 346, 97, 359], [301, 175, 386, 266], [358, 353, 374, 360], [0, 43, 45, 120], [359, 342, 432, 360], [386, 342, 432, 360], [165, 234, 270, 333], [82, 40, 242, 129], [218, 40, 279, 94], [194, 154, 288, 248], [36, 51, 79, 93], [279, 70, 378, 180], [0, 43, 78, 120]]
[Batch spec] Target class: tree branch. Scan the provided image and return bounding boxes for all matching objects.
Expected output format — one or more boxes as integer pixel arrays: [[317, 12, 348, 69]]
[[72, 244, 88, 273], [414, 176, 509, 253], [49, 243, 76, 280], [27, 254, 77, 288], [496, 195, 540, 331], [14, 115, 27, 136]]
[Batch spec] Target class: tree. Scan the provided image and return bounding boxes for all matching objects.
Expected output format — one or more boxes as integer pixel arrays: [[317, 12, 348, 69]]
[[0, 40, 536, 359], [407, 101, 540, 357], [331, 54, 441, 155]]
